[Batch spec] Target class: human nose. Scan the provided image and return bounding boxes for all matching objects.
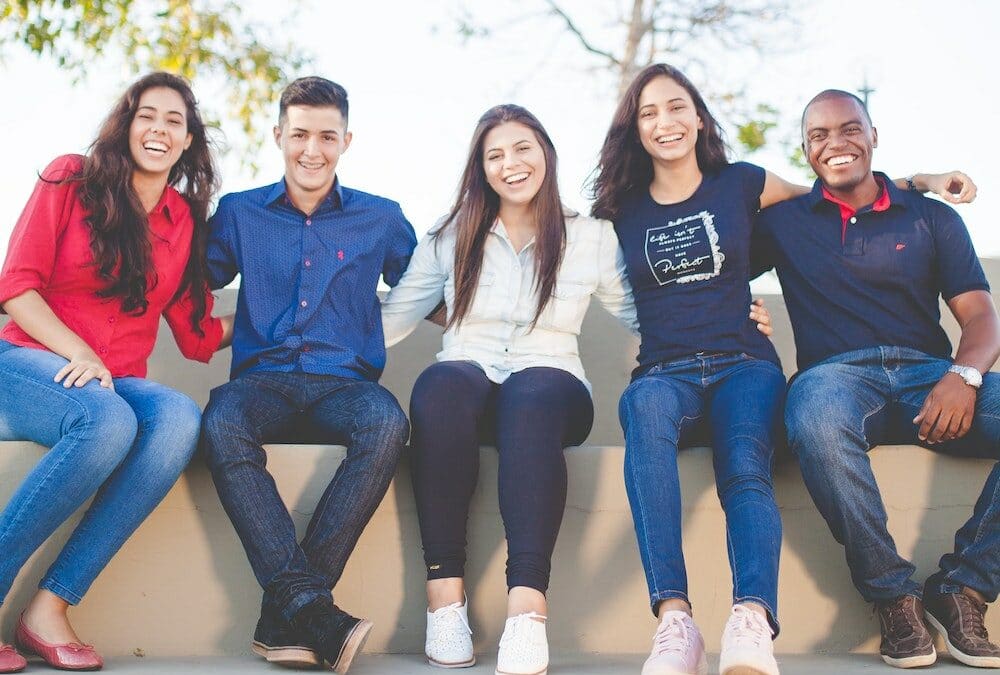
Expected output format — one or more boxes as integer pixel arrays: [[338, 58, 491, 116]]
[[303, 136, 320, 156]]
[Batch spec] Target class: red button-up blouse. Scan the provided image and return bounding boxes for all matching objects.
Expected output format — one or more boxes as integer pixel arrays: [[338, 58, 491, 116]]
[[0, 155, 223, 378]]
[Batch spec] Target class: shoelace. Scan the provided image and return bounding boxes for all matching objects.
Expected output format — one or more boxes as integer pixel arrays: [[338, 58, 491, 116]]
[[726, 606, 771, 648], [430, 602, 473, 636], [652, 614, 691, 655], [501, 612, 546, 644], [954, 594, 990, 640]]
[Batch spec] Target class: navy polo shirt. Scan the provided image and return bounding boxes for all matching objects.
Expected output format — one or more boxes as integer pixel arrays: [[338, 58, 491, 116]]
[[754, 172, 989, 372], [614, 161, 780, 377], [207, 178, 417, 380]]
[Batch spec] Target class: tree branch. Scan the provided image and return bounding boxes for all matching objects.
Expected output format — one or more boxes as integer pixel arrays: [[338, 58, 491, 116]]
[[543, 0, 619, 66]]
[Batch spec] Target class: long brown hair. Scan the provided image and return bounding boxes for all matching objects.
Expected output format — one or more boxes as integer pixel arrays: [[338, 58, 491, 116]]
[[72, 72, 218, 332], [590, 63, 729, 220], [437, 104, 566, 330]]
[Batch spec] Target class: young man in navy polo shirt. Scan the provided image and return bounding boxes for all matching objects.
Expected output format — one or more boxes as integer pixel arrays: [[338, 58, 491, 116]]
[[756, 90, 1000, 669], [199, 77, 416, 673]]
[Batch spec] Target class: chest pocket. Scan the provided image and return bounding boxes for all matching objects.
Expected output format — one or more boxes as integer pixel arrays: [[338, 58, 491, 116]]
[[537, 278, 590, 331], [465, 272, 498, 321]]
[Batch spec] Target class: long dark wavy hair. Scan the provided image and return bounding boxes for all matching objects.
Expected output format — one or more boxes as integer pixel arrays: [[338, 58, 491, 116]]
[[71, 72, 218, 332], [436, 104, 566, 330], [591, 63, 729, 220]]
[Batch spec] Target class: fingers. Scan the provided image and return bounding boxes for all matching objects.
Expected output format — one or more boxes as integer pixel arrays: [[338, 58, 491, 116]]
[[944, 171, 977, 204], [749, 300, 773, 336], [53, 360, 113, 389], [926, 408, 955, 444], [914, 398, 939, 442]]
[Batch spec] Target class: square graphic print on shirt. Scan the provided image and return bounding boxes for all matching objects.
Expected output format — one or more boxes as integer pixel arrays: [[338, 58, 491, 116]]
[[645, 210, 725, 285]]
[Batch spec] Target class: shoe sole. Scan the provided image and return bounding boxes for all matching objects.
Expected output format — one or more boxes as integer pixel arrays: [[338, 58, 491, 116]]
[[252, 640, 323, 668], [880, 648, 936, 668], [427, 653, 476, 668], [494, 668, 546, 675], [329, 618, 373, 674], [925, 610, 1000, 668], [722, 668, 773, 675]]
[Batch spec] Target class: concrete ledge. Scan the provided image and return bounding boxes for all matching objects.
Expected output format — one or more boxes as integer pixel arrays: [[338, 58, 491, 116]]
[[0, 441, 995, 657]]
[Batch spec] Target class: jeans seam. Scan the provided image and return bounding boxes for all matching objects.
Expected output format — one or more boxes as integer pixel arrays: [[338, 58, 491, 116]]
[[626, 436, 662, 597], [947, 470, 1000, 585], [39, 578, 82, 605], [0, 377, 96, 547]]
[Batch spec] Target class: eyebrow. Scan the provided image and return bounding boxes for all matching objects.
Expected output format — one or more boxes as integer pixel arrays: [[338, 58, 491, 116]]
[[640, 97, 686, 108], [485, 138, 533, 152], [290, 127, 340, 135], [807, 118, 865, 133], [138, 105, 186, 117]]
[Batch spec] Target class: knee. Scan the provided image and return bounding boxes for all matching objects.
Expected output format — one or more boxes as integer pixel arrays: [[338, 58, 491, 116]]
[[72, 392, 138, 450], [199, 401, 251, 470], [356, 394, 409, 450], [785, 371, 854, 452], [619, 379, 685, 445], [145, 391, 202, 469]]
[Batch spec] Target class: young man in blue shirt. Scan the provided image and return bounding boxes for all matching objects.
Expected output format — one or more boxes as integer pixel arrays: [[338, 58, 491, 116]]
[[756, 90, 1000, 670], [200, 76, 416, 673]]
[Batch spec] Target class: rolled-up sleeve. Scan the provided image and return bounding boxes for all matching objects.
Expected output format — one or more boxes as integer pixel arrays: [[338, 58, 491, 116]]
[[163, 286, 224, 362], [0, 156, 79, 310]]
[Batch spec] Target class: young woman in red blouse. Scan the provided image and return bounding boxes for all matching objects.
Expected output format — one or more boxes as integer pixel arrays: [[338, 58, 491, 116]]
[[0, 72, 231, 673]]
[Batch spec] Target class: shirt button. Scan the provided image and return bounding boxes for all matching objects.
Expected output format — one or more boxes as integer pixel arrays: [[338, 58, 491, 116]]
[[305, 219, 312, 226], [99, 346, 108, 355], [108, 316, 115, 323], [849, 217, 857, 224], [304, 259, 312, 268], [300, 300, 308, 308], [302, 345, 311, 353]]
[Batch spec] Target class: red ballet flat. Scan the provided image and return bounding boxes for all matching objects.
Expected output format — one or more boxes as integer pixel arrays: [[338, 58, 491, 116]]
[[0, 644, 26, 674], [15, 615, 103, 671]]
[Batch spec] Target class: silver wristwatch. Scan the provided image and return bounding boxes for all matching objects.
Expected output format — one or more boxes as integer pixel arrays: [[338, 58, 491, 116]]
[[948, 364, 983, 389]]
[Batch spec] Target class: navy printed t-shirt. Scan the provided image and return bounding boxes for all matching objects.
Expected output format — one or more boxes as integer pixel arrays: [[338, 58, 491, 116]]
[[754, 173, 989, 372], [614, 161, 779, 377]]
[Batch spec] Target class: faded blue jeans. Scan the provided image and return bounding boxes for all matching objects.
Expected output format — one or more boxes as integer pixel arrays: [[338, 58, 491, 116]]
[[0, 340, 201, 605], [200, 371, 409, 621], [620, 352, 785, 633], [786, 346, 1000, 602]]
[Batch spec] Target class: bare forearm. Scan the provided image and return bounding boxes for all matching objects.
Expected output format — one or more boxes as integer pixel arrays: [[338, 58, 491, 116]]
[[1, 290, 96, 360], [953, 312, 1000, 374], [218, 313, 235, 350]]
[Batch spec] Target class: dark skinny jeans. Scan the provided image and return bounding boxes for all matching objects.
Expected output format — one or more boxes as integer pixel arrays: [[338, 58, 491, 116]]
[[410, 361, 593, 593]]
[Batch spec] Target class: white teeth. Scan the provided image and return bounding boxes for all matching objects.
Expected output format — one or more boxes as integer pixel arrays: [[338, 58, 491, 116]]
[[656, 134, 683, 143], [143, 141, 168, 154], [504, 172, 529, 184], [827, 155, 856, 166]]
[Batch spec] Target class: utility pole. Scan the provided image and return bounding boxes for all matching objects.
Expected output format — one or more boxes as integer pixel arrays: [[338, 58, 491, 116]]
[[858, 75, 876, 109]]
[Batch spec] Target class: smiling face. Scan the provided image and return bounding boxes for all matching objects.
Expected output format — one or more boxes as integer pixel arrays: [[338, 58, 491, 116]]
[[274, 104, 352, 207], [803, 95, 878, 196], [128, 86, 192, 181], [636, 75, 703, 166], [482, 121, 547, 210]]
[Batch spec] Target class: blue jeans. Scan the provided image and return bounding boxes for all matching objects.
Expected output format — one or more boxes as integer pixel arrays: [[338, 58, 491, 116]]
[[0, 341, 201, 605], [200, 371, 408, 621], [620, 352, 785, 631], [786, 346, 1000, 602]]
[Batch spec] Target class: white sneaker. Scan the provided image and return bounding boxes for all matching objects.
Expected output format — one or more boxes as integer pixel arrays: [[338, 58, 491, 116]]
[[719, 605, 779, 675], [641, 610, 708, 675], [425, 599, 475, 668], [495, 612, 548, 675]]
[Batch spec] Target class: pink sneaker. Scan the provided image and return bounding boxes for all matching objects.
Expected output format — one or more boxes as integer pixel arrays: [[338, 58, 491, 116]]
[[719, 605, 779, 675], [641, 610, 708, 675]]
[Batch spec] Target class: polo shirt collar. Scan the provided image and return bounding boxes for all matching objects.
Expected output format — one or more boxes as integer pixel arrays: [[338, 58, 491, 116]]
[[808, 171, 906, 214], [265, 177, 345, 211]]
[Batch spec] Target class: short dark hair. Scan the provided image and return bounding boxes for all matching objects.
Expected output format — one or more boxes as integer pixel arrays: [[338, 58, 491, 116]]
[[279, 76, 349, 125], [801, 89, 872, 137]]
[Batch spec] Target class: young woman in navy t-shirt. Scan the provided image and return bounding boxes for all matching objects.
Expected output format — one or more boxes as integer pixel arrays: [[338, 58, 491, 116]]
[[591, 63, 972, 675]]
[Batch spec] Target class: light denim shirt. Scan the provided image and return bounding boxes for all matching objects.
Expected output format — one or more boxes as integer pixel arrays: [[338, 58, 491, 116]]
[[381, 213, 638, 392]]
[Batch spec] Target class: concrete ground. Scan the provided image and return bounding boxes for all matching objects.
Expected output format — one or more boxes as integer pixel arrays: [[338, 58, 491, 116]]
[[40, 652, 979, 674]]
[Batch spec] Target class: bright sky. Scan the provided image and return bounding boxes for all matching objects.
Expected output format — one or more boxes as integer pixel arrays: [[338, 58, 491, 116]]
[[2, 0, 998, 284]]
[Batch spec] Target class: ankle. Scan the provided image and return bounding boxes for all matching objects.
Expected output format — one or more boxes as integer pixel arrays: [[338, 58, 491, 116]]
[[656, 599, 693, 620], [427, 578, 465, 611], [506, 586, 546, 619]]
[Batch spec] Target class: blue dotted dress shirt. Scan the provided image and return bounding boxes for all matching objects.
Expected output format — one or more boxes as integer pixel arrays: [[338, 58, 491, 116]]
[[207, 179, 417, 381]]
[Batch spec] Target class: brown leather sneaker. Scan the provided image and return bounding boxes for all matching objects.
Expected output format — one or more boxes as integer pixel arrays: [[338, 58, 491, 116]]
[[876, 595, 936, 668], [924, 587, 1000, 668]]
